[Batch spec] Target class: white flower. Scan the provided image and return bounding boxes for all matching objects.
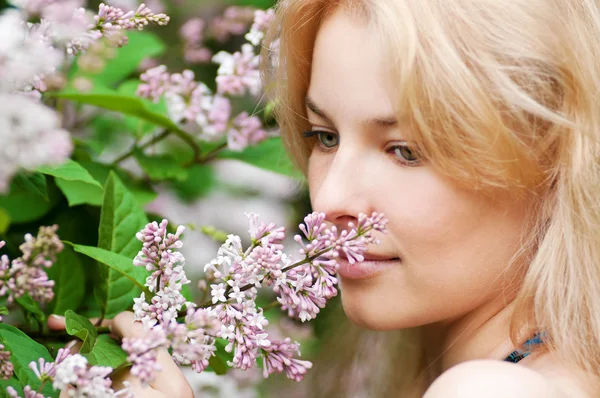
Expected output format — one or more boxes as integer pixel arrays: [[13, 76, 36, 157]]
[[211, 283, 227, 304], [53, 354, 88, 390], [0, 94, 72, 192]]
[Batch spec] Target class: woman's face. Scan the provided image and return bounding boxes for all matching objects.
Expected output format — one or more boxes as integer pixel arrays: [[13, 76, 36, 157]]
[[306, 9, 533, 330]]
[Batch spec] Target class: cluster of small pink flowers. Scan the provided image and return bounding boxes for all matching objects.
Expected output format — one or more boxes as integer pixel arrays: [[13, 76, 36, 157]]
[[0, 94, 73, 193], [202, 212, 387, 380], [209, 6, 256, 43], [128, 220, 221, 384], [8, 348, 131, 397], [137, 66, 267, 150], [52, 351, 131, 397], [261, 338, 312, 382], [0, 225, 63, 304], [0, 343, 14, 380], [212, 43, 260, 97], [244, 9, 275, 46], [179, 18, 212, 64], [121, 325, 168, 384], [6, 385, 46, 398], [132, 219, 190, 325]]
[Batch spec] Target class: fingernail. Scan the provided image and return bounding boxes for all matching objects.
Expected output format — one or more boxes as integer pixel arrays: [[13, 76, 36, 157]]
[[50, 314, 65, 320]]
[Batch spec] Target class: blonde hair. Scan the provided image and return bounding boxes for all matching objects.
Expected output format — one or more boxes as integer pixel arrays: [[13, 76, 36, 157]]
[[262, 0, 600, 395]]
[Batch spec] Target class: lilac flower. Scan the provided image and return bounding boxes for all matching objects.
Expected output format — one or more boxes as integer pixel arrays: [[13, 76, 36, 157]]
[[245, 9, 275, 46], [121, 325, 168, 385], [6, 385, 46, 398], [227, 111, 268, 151], [209, 6, 255, 43], [0, 9, 65, 93], [0, 94, 72, 193], [53, 353, 119, 396], [0, 226, 63, 304], [0, 343, 13, 380], [261, 338, 312, 382], [29, 347, 69, 382], [213, 44, 261, 97], [180, 18, 212, 64]]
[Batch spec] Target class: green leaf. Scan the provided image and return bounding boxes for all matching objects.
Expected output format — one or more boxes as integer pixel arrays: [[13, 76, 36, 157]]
[[208, 339, 232, 375], [218, 137, 303, 179], [0, 306, 8, 315], [0, 180, 56, 223], [68, 244, 149, 319], [15, 294, 45, 330], [98, 172, 148, 258], [37, 159, 103, 188], [133, 149, 189, 182], [89, 31, 166, 86], [96, 172, 149, 318], [47, 245, 86, 315], [118, 80, 168, 138], [13, 172, 48, 201], [77, 160, 157, 207], [84, 334, 128, 368], [0, 324, 54, 395], [170, 164, 215, 202], [40, 159, 105, 207], [0, 207, 10, 234], [55, 177, 104, 206], [0, 377, 23, 398], [55, 89, 187, 137], [65, 310, 97, 354]]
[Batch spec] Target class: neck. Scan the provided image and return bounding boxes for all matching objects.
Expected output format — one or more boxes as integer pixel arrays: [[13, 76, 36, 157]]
[[424, 296, 531, 373]]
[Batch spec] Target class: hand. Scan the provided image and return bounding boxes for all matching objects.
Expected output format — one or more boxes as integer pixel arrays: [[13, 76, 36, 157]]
[[48, 312, 194, 398]]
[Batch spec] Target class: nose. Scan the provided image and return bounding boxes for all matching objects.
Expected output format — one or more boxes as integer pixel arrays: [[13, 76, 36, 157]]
[[309, 143, 375, 230]]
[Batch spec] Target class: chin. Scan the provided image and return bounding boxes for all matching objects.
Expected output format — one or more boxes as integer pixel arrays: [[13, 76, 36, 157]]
[[340, 285, 414, 331]]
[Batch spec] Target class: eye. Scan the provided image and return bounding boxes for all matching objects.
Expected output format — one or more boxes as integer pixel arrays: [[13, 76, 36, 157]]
[[388, 142, 422, 166], [303, 130, 339, 149], [317, 131, 339, 148]]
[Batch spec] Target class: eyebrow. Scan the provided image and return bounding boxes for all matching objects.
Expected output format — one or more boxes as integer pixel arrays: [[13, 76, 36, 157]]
[[304, 95, 398, 128]]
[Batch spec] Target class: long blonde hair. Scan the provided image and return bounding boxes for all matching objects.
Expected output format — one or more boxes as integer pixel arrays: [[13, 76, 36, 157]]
[[261, 0, 600, 395]]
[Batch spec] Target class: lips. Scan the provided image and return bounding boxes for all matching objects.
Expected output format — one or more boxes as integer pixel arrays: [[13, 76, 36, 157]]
[[337, 254, 400, 280]]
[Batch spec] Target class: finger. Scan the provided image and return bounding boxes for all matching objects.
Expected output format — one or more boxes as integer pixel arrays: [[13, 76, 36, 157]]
[[110, 312, 193, 397], [48, 315, 112, 331]]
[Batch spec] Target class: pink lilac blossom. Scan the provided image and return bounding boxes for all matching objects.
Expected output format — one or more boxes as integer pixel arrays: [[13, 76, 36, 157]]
[[0, 10, 64, 93], [261, 338, 312, 381], [137, 66, 238, 141], [125, 213, 386, 383], [121, 325, 168, 385], [6, 385, 46, 398], [213, 44, 261, 97], [244, 9, 275, 46], [180, 18, 212, 64], [52, 353, 131, 397], [0, 226, 63, 304], [227, 111, 268, 152], [0, 343, 14, 379], [209, 6, 255, 43], [0, 94, 72, 193]]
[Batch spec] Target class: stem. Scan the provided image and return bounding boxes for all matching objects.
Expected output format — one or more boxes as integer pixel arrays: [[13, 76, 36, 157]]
[[186, 142, 227, 166], [113, 129, 171, 165], [156, 274, 161, 293], [172, 129, 202, 162], [262, 300, 280, 312]]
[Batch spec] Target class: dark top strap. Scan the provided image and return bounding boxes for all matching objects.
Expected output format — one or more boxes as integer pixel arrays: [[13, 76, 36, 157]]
[[503, 333, 545, 363]]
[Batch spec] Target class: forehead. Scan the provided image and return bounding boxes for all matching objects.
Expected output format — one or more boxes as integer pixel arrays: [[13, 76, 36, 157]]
[[308, 8, 397, 124]]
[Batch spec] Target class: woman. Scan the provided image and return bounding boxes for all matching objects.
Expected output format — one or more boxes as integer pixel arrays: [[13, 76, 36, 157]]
[[55, 0, 600, 396]]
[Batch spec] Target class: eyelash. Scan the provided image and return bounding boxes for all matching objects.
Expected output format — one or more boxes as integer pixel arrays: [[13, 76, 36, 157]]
[[302, 130, 423, 167]]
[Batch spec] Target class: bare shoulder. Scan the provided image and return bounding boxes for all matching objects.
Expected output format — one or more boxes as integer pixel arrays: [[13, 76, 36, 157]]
[[423, 359, 567, 398]]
